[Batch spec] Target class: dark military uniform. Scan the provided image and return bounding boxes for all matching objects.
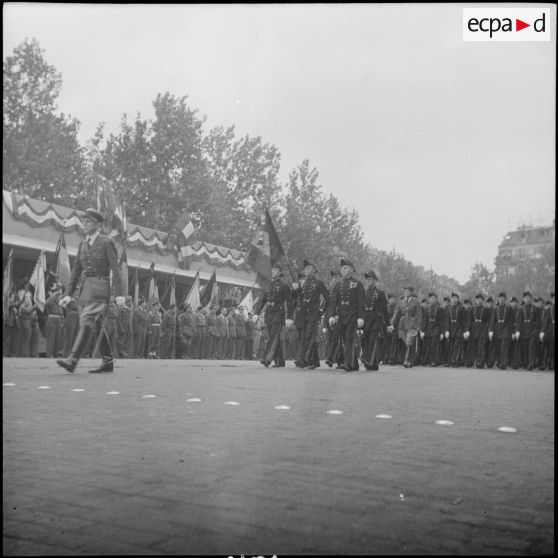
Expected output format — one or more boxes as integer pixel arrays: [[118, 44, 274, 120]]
[[245, 316, 254, 359], [489, 303, 514, 369], [293, 274, 330, 368], [383, 299, 398, 365], [517, 302, 542, 370], [329, 276, 365, 371], [255, 277, 293, 367], [45, 292, 65, 357], [132, 305, 148, 358], [193, 309, 206, 359], [391, 295, 422, 368], [116, 303, 132, 358], [215, 311, 228, 359], [205, 310, 219, 359], [508, 303, 520, 369], [467, 303, 490, 368], [362, 285, 389, 370], [178, 307, 194, 358], [444, 303, 465, 367], [234, 312, 246, 360], [422, 302, 444, 366], [18, 301, 35, 357], [540, 302, 555, 370]]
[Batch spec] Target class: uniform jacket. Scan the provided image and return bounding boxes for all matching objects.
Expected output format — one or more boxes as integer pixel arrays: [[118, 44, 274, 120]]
[[489, 303, 515, 340], [363, 285, 389, 331], [541, 304, 555, 338], [67, 233, 122, 301], [178, 309, 194, 336], [207, 313, 219, 337], [162, 309, 177, 330], [45, 294, 64, 316], [147, 309, 161, 333], [227, 314, 237, 338], [516, 303, 542, 339], [235, 313, 247, 337], [117, 305, 132, 335], [444, 303, 465, 337], [216, 314, 228, 337], [293, 275, 330, 322], [468, 305, 490, 339], [132, 307, 148, 330], [392, 296, 422, 332], [329, 276, 365, 325], [255, 278, 293, 325], [423, 302, 444, 337]]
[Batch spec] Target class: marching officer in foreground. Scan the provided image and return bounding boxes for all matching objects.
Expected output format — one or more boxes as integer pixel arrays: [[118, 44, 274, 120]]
[[292, 259, 330, 370], [389, 286, 422, 368], [254, 263, 293, 368], [361, 270, 389, 371], [421, 292, 444, 367], [57, 208, 123, 374], [488, 292, 514, 369], [328, 258, 365, 372]]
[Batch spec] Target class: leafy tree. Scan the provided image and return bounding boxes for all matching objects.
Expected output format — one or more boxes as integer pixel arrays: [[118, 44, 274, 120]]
[[3, 38, 86, 205], [463, 261, 495, 300]]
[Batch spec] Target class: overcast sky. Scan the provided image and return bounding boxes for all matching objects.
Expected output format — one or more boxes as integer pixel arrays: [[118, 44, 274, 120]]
[[3, 3, 555, 283]]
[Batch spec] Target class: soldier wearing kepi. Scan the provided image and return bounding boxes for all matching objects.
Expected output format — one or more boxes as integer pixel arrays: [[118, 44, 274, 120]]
[[292, 259, 330, 370], [516, 291, 542, 370], [508, 296, 520, 369], [539, 293, 555, 371], [324, 270, 344, 367], [253, 263, 293, 368], [488, 292, 514, 369], [444, 292, 465, 368], [388, 286, 422, 368], [466, 294, 490, 368], [361, 270, 389, 371], [421, 292, 444, 367], [328, 259, 365, 372], [57, 208, 123, 374]]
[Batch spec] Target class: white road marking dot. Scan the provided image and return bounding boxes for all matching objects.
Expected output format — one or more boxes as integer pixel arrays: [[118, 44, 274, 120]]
[[274, 405, 290, 410], [498, 426, 518, 433], [142, 394, 156, 399], [72, 389, 85, 392], [375, 414, 392, 419], [326, 410, 343, 415], [37, 386, 51, 390], [224, 401, 240, 406], [3, 383, 15, 386], [105, 391, 120, 395], [186, 398, 201, 402], [435, 420, 454, 426], [399, 493, 405, 500]]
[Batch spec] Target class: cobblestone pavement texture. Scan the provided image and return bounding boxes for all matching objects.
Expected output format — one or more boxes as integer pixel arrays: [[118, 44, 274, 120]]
[[3, 358, 554, 555]]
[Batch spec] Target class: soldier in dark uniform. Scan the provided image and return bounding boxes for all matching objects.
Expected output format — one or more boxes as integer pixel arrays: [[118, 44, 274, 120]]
[[63, 295, 80, 358], [361, 270, 389, 371], [516, 291, 542, 370], [245, 312, 254, 359], [161, 303, 177, 359], [440, 296, 451, 366], [116, 295, 133, 358], [45, 283, 65, 358], [508, 296, 520, 369], [205, 306, 219, 359], [461, 299, 473, 367], [466, 294, 490, 368], [324, 270, 344, 368], [29, 303, 40, 357], [389, 286, 422, 368], [226, 307, 237, 359], [18, 293, 35, 357], [383, 293, 398, 365], [485, 297, 496, 368], [444, 292, 465, 367], [215, 307, 228, 359], [539, 293, 554, 370], [292, 259, 330, 370], [328, 259, 365, 372], [234, 306, 247, 360], [146, 299, 162, 358], [488, 292, 514, 369], [57, 208, 123, 373], [254, 264, 293, 368], [534, 297, 545, 368], [421, 292, 444, 366], [132, 297, 148, 358], [3, 293, 20, 357]]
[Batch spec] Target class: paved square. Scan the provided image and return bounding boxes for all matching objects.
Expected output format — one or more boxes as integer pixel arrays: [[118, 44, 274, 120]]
[[3, 358, 554, 555]]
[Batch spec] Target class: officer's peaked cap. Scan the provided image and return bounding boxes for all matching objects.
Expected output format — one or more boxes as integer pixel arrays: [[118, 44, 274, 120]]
[[340, 258, 355, 270], [83, 208, 104, 223], [364, 270, 378, 280]]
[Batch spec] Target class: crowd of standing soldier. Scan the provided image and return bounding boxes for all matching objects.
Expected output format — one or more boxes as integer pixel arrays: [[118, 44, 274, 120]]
[[3, 263, 555, 372]]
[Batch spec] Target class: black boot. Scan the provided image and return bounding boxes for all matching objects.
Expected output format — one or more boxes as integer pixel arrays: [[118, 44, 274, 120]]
[[57, 326, 91, 373], [89, 327, 115, 373]]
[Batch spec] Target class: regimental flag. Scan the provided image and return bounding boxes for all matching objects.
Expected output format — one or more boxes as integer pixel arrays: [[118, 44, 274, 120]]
[[119, 245, 128, 298], [183, 271, 201, 311], [132, 268, 139, 308], [3, 248, 14, 321], [98, 187, 127, 236], [245, 208, 286, 285], [160, 272, 177, 310], [200, 270, 218, 309], [29, 251, 47, 312], [169, 272, 176, 309], [238, 289, 255, 314], [173, 212, 195, 245], [53, 230, 72, 293]]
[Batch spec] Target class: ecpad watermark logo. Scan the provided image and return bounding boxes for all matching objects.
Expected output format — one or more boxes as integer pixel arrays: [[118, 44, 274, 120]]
[[463, 8, 551, 41]]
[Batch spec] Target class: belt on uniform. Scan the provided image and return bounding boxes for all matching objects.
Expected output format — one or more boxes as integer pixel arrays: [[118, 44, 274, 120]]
[[341, 301, 350, 306], [364, 306, 375, 311], [83, 273, 110, 279], [48, 314, 62, 318], [150, 323, 161, 327]]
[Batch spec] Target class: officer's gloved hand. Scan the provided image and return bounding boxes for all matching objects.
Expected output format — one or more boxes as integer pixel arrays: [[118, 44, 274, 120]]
[[328, 317, 336, 327], [292, 283, 299, 290], [59, 295, 71, 307], [488, 331, 494, 341], [420, 331, 425, 339], [357, 318, 364, 329], [322, 328, 328, 334], [515, 331, 520, 340], [285, 319, 294, 327], [445, 331, 450, 339], [115, 296, 125, 306], [440, 333, 444, 341], [387, 325, 394, 333], [464, 331, 470, 340], [539, 332, 545, 342]]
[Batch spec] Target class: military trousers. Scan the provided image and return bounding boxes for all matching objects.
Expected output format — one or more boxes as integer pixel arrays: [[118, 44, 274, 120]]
[[362, 327, 382, 368], [19, 322, 32, 357], [161, 329, 175, 359], [147, 326, 161, 357], [423, 335, 441, 366], [262, 321, 285, 366], [133, 326, 147, 358], [467, 336, 486, 368], [298, 318, 320, 364], [46, 315, 64, 357], [493, 337, 510, 369], [519, 337, 538, 369], [448, 336, 463, 367]]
